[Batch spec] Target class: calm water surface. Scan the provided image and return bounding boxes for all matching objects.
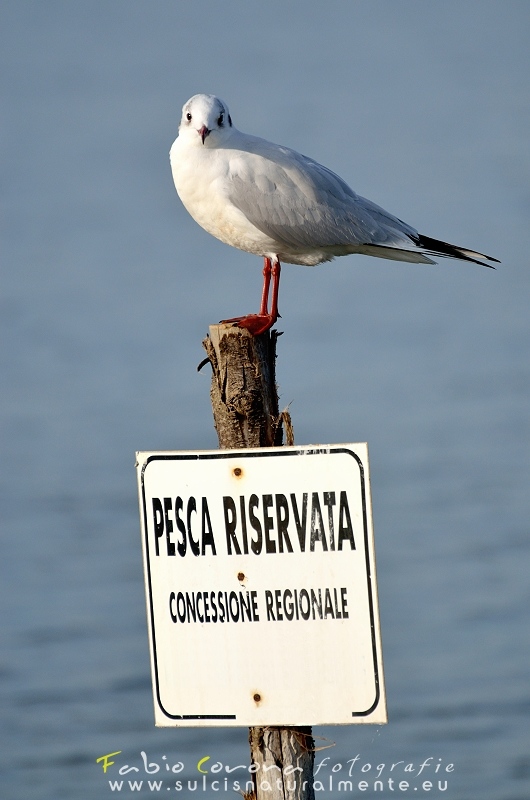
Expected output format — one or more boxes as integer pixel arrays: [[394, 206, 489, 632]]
[[1, 3, 529, 798]]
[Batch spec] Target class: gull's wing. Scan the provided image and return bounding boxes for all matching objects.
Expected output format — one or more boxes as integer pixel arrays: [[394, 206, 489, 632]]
[[224, 133, 420, 252]]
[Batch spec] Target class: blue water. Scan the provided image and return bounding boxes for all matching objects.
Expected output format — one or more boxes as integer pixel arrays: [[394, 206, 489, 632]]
[[1, 2, 529, 798]]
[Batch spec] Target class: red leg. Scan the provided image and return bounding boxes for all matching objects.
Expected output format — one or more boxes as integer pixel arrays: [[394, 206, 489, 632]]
[[259, 257, 272, 316], [221, 256, 281, 336], [269, 259, 281, 320]]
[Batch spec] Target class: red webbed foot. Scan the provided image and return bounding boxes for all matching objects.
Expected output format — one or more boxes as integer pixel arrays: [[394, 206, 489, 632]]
[[220, 313, 278, 336]]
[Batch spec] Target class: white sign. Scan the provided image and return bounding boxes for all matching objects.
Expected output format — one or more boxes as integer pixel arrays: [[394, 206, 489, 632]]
[[136, 444, 386, 727]]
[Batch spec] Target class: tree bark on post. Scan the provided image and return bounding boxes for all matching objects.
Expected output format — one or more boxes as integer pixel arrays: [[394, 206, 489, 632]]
[[203, 323, 283, 448], [202, 323, 314, 800]]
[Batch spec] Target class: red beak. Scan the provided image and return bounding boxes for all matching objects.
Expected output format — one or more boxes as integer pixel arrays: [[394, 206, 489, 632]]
[[198, 125, 210, 144]]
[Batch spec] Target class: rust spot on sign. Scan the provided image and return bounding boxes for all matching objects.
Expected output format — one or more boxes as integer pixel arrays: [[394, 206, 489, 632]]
[[237, 571, 246, 583], [253, 692, 262, 704], [232, 467, 243, 478]]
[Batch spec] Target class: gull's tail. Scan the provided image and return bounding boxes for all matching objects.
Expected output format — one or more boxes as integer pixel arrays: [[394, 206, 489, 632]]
[[410, 233, 500, 268]]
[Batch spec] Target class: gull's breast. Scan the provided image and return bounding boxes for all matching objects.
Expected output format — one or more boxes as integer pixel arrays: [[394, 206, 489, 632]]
[[170, 143, 272, 256]]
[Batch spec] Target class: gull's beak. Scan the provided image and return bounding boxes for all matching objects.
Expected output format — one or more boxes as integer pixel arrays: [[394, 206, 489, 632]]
[[198, 125, 210, 144]]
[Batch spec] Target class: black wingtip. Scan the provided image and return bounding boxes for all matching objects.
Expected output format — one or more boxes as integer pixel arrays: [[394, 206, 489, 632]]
[[411, 233, 500, 269]]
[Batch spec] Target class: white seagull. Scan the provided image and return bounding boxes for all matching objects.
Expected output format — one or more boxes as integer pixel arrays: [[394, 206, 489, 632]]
[[170, 94, 498, 335]]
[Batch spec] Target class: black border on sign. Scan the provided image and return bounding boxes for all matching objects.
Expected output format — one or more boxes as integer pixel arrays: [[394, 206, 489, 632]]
[[139, 446, 381, 722]]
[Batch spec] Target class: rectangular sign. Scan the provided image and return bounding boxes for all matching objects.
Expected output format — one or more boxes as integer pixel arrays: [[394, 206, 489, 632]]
[[136, 444, 386, 726]]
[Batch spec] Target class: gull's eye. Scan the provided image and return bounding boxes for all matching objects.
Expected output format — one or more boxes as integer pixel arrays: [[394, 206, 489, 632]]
[[217, 113, 224, 126], [186, 112, 192, 122]]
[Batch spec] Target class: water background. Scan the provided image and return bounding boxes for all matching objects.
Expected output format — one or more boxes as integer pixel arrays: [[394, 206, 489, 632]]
[[1, 2, 529, 798]]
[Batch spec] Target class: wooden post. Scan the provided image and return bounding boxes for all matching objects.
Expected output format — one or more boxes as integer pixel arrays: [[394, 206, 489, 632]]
[[202, 323, 314, 800], [248, 727, 315, 800], [203, 323, 283, 449]]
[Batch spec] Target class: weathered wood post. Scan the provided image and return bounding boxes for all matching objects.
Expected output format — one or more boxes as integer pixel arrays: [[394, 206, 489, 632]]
[[202, 323, 315, 800]]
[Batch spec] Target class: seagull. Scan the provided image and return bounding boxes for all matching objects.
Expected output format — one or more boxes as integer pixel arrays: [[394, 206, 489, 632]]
[[170, 94, 498, 335]]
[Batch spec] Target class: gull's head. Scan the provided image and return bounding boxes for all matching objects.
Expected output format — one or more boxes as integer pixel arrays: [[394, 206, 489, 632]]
[[178, 94, 233, 147]]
